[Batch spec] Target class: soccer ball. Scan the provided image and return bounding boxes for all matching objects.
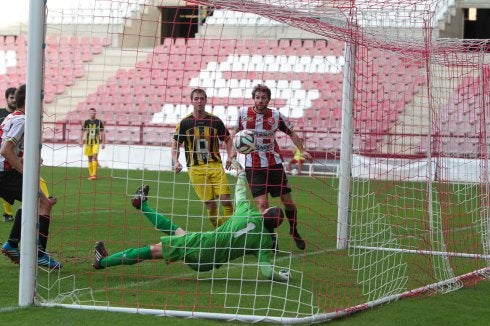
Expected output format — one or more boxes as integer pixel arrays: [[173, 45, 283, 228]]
[[233, 130, 255, 154]]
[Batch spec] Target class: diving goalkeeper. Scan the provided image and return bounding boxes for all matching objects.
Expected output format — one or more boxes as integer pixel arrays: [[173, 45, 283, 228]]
[[92, 170, 291, 281]]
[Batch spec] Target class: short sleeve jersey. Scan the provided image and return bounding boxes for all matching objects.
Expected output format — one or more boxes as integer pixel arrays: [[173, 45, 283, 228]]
[[0, 111, 25, 172], [235, 106, 294, 168], [173, 113, 230, 167], [82, 119, 104, 146]]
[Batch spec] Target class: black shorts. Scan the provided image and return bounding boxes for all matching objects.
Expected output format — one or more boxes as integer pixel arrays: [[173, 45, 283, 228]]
[[245, 164, 291, 198], [0, 170, 23, 205]]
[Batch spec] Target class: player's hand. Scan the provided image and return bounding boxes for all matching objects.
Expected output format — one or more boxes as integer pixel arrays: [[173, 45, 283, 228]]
[[173, 161, 183, 173], [225, 158, 233, 170], [230, 159, 243, 172], [48, 196, 58, 207], [274, 269, 291, 282], [302, 150, 313, 162]]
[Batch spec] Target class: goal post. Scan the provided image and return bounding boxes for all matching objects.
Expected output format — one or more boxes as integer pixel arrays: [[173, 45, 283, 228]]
[[19, 0, 46, 307], [9, 0, 490, 323]]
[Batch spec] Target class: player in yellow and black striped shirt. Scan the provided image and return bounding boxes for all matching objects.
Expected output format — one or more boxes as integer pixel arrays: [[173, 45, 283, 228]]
[[81, 108, 105, 180], [171, 89, 236, 227]]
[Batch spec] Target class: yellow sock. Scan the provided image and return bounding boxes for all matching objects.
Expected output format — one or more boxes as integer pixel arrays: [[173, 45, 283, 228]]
[[207, 208, 219, 228], [2, 200, 13, 216], [92, 160, 98, 176], [220, 205, 233, 225], [88, 161, 94, 176]]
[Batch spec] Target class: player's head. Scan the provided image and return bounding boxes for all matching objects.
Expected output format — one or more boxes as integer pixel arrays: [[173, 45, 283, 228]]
[[190, 88, 207, 110], [14, 84, 26, 110], [190, 88, 207, 100], [5, 87, 16, 111], [262, 206, 284, 230], [89, 108, 96, 119], [252, 84, 271, 110]]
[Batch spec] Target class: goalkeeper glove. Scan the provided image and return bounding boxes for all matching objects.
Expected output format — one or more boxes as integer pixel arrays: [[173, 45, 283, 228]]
[[273, 269, 291, 282]]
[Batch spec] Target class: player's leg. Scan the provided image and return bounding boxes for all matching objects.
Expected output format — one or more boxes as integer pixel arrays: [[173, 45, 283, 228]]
[[268, 164, 306, 250], [91, 144, 100, 178], [189, 166, 220, 227], [245, 167, 280, 251], [1, 172, 23, 263], [297, 159, 304, 175], [93, 241, 156, 269], [84, 145, 94, 178], [280, 192, 306, 250], [2, 199, 14, 222], [37, 188, 62, 269], [211, 163, 233, 225], [131, 185, 185, 235]]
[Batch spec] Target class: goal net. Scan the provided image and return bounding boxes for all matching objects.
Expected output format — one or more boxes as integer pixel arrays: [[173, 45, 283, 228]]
[[2, 0, 489, 323]]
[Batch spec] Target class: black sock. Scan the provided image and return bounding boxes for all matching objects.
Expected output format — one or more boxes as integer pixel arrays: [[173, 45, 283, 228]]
[[7, 209, 22, 248], [285, 209, 298, 234], [38, 215, 51, 256]]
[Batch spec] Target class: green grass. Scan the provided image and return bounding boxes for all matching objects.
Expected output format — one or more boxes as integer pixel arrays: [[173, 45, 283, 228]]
[[0, 166, 489, 324]]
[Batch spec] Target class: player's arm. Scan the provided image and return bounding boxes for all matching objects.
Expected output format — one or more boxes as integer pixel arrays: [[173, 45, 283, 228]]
[[99, 122, 106, 148], [171, 138, 183, 173], [289, 130, 312, 162], [224, 132, 236, 170], [234, 171, 249, 207], [80, 122, 85, 146], [0, 139, 23, 173], [258, 252, 291, 282]]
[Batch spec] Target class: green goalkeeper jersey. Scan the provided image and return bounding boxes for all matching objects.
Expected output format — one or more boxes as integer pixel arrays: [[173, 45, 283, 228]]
[[159, 173, 275, 279]]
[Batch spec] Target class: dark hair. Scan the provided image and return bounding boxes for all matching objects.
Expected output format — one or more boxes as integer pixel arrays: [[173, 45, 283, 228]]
[[252, 84, 271, 99], [89, 108, 96, 112], [190, 88, 207, 100], [5, 87, 16, 99], [14, 84, 26, 109], [262, 206, 284, 230]]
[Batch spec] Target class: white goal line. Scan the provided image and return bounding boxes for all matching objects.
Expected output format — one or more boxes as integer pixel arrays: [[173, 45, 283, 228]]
[[350, 245, 490, 260]]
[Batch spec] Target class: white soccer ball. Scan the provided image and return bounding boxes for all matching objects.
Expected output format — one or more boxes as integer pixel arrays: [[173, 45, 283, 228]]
[[291, 168, 298, 175], [233, 130, 256, 154]]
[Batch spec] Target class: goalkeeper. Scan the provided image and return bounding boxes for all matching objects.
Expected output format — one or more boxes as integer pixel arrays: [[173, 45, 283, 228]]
[[92, 170, 291, 281]]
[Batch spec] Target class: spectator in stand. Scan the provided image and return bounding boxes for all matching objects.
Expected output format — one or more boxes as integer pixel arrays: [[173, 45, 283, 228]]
[[0, 87, 17, 222], [0, 84, 62, 269], [288, 146, 306, 175], [81, 108, 105, 180], [171, 88, 235, 228], [234, 84, 312, 251]]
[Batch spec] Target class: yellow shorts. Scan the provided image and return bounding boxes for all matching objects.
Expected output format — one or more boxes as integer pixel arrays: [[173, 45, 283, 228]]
[[84, 144, 100, 157], [188, 162, 231, 202]]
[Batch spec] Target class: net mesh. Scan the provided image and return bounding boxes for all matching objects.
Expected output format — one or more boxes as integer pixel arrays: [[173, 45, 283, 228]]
[[0, 0, 489, 323]]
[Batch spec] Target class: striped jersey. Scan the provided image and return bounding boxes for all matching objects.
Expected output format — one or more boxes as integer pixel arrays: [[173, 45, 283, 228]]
[[82, 119, 104, 146], [0, 111, 25, 172], [173, 112, 230, 167], [235, 106, 294, 168]]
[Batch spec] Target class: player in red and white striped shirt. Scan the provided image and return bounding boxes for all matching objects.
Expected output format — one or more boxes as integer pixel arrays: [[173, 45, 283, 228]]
[[234, 84, 312, 251]]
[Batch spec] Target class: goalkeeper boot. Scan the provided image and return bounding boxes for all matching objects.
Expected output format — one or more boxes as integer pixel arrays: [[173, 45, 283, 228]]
[[291, 228, 306, 250], [131, 185, 150, 209], [93, 241, 108, 270]]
